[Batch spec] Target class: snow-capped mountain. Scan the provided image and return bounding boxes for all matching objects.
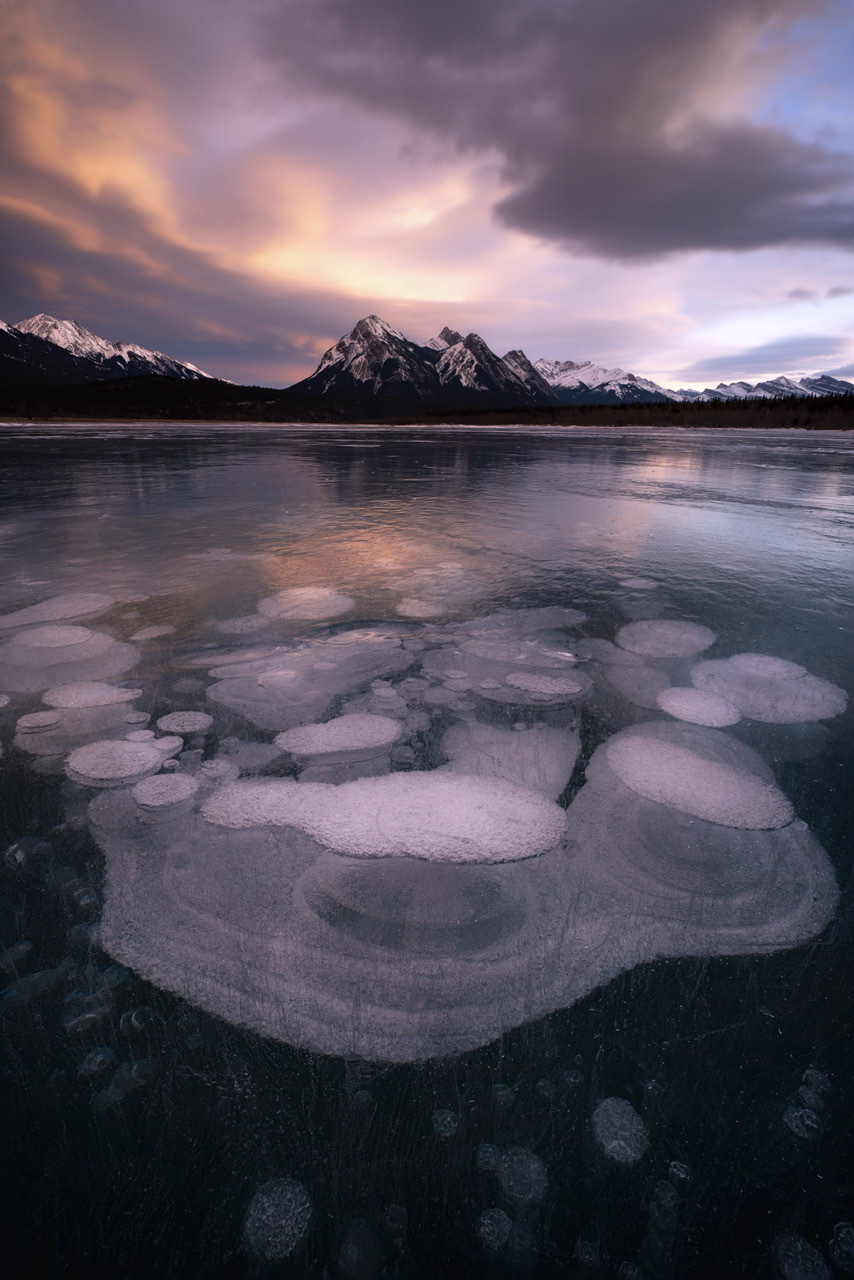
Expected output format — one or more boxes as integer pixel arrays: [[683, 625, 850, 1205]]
[[290, 316, 558, 406], [534, 357, 681, 405], [0, 315, 213, 386], [676, 374, 854, 401]]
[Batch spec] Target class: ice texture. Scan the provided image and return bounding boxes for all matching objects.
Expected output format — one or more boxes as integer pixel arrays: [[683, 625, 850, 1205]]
[[131, 774, 199, 809], [0, 591, 115, 630], [256, 586, 354, 620], [616, 619, 716, 658], [441, 721, 580, 799], [242, 1178, 312, 1260], [0, 625, 139, 692], [206, 629, 413, 730], [657, 686, 741, 727], [691, 652, 847, 723], [603, 663, 671, 710], [605, 731, 793, 829], [772, 1234, 832, 1280], [592, 1097, 649, 1164], [202, 773, 566, 863], [66, 739, 165, 787]]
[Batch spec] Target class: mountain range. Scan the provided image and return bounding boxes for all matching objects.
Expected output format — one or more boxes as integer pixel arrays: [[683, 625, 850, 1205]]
[[1, 311, 852, 406]]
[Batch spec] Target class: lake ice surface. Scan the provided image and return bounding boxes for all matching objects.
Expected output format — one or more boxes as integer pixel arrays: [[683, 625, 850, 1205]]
[[0, 424, 851, 1278]]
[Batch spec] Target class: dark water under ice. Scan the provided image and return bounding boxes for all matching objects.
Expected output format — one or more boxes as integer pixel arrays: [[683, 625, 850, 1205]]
[[0, 422, 852, 1279]]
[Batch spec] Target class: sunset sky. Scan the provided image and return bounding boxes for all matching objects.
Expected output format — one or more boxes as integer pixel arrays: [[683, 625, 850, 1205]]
[[1, 0, 853, 389]]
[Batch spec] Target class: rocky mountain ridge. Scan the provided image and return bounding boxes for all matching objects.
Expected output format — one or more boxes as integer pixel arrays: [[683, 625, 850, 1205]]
[[0, 315, 213, 386]]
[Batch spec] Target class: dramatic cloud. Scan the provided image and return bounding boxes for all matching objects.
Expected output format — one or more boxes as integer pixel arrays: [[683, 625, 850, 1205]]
[[678, 333, 849, 380], [259, 0, 854, 259]]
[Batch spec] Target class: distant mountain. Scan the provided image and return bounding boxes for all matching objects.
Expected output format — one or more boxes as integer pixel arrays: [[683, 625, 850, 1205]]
[[675, 373, 854, 401], [289, 316, 560, 407], [534, 357, 681, 405], [0, 315, 213, 386]]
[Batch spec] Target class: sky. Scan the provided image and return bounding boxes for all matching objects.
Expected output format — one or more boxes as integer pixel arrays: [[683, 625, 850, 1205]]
[[1, 0, 853, 389]]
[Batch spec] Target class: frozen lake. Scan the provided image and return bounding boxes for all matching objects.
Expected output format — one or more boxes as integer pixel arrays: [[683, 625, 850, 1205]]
[[1, 422, 852, 1278]]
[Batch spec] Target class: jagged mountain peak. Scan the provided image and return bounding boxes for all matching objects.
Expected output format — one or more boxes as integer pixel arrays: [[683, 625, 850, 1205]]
[[2, 314, 214, 385], [16, 314, 117, 360]]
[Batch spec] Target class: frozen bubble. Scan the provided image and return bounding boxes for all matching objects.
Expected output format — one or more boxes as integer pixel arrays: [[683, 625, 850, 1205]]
[[152, 735, 183, 756], [0, 591, 115, 630], [66, 739, 165, 788], [657, 686, 741, 727], [130, 625, 175, 642], [215, 614, 271, 635], [76, 1047, 117, 1079], [829, 1223, 854, 1272], [156, 711, 213, 734], [0, 625, 138, 692], [91, 1057, 158, 1111], [123, 711, 149, 723], [691, 653, 847, 724], [275, 713, 402, 758], [504, 672, 584, 696], [0, 692, 10, 707], [497, 1148, 548, 1207], [243, 1178, 312, 1261], [492, 1083, 516, 1107], [476, 1143, 501, 1172], [43, 682, 142, 708], [605, 730, 794, 829], [563, 1069, 583, 1086], [802, 1068, 831, 1093], [619, 577, 658, 590], [783, 1105, 823, 1139], [202, 772, 566, 863], [441, 721, 580, 800], [592, 1097, 649, 1165], [477, 1208, 512, 1250], [432, 1108, 460, 1137], [576, 1240, 599, 1265], [119, 1006, 153, 1035], [536, 1079, 557, 1099], [257, 586, 355, 620], [772, 1233, 832, 1280], [132, 774, 199, 809], [667, 1161, 692, 1185], [616, 620, 716, 659], [126, 729, 155, 741], [16, 710, 62, 732]]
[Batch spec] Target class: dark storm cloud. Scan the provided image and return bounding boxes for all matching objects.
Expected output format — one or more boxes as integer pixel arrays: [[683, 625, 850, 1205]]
[[677, 333, 847, 379], [258, 0, 854, 259]]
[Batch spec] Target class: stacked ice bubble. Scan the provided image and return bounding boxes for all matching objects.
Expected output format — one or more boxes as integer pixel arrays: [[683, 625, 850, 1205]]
[[0, 580, 836, 1063]]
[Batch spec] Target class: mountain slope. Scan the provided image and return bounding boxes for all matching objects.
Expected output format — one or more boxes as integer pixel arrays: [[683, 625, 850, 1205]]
[[0, 315, 213, 386]]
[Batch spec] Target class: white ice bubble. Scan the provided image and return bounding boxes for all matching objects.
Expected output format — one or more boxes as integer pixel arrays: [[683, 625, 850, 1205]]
[[243, 1178, 312, 1261], [43, 682, 142, 709], [274, 713, 403, 758], [691, 653, 847, 724], [156, 712, 214, 734], [66, 739, 165, 788], [656, 687, 742, 727], [16, 711, 62, 733], [0, 693, 10, 708], [0, 625, 139, 692], [202, 772, 566, 863], [504, 672, 584, 696], [605, 732, 793, 829], [616, 620, 716, 658], [0, 591, 115, 631], [131, 774, 200, 809], [592, 1097, 649, 1165], [257, 586, 355, 620]]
